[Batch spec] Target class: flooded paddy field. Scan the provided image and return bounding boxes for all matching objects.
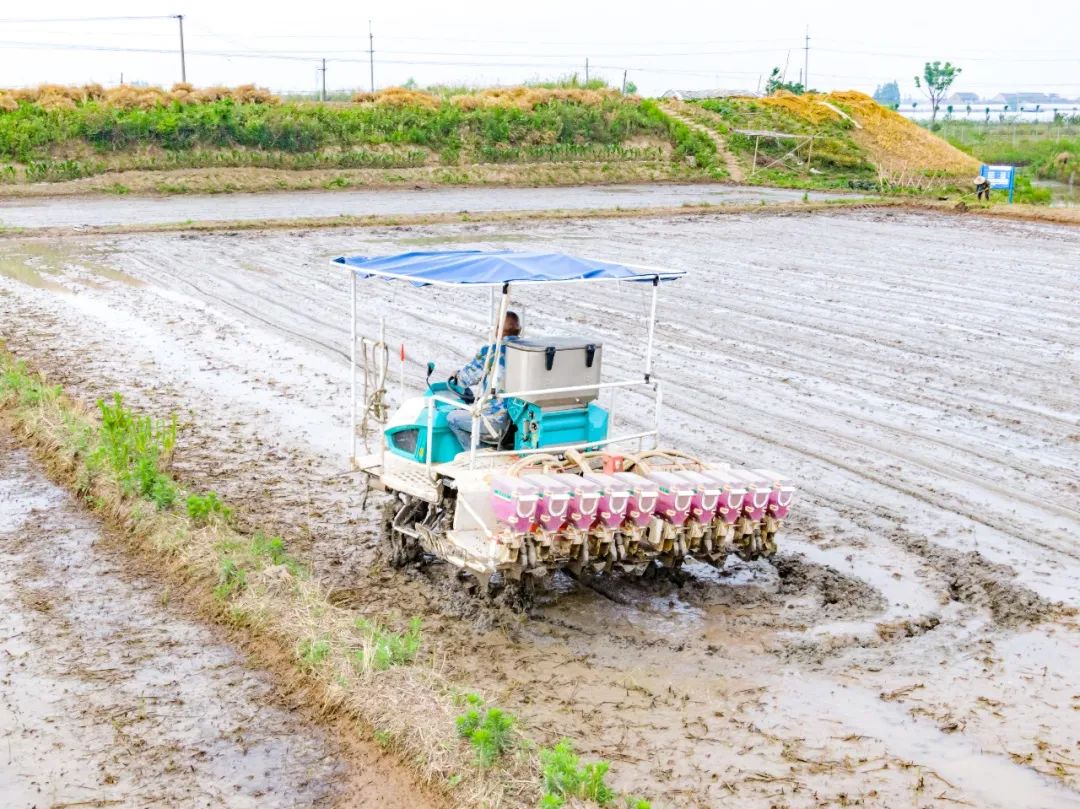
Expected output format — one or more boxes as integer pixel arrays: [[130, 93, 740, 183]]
[[1, 207, 1078, 808]]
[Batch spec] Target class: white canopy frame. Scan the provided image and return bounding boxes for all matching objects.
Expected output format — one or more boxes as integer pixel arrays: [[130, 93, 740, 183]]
[[339, 258, 682, 476]]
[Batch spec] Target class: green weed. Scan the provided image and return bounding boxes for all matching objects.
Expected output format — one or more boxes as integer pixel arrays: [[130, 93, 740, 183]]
[[353, 616, 422, 671], [186, 491, 232, 524], [214, 558, 246, 600], [539, 739, 616, 808], [0, 363, 61, 407], [297, 637, 331, 669], [250, 532, 306, 577], [455, 702, 515, 768], [90, 392, 178, 509], [149, 476, 178, 510]]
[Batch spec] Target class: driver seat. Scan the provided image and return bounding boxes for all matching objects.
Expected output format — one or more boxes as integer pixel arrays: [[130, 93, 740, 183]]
[[476, 420, 516, 451]]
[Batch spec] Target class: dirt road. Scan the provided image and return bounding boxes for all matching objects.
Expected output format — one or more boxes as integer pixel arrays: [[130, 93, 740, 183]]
[[0, 182, 855, 229], [1, 208, 1077, 808]]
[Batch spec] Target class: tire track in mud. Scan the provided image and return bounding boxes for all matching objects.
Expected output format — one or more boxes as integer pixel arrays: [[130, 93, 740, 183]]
[[119, 226, 1080, 441], [662, 384, 1079, 560]]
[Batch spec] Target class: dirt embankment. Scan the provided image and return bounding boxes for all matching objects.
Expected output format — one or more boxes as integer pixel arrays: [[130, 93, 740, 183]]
[[1, 206, 1078, 808]]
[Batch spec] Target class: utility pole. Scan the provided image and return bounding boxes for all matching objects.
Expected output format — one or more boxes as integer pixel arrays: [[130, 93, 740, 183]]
[[368, 20, 375, 93], [621, 69, 627, 93], [585, 57, 589, 84], [319, 58, 326, 101], [803, 26, 810, 90], [176, 14, 186, 83]]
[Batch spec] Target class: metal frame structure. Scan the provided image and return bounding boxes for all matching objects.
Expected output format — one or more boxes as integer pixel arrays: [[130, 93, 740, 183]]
[[339, 258, 684, 476], [735, 128, 818, 177]]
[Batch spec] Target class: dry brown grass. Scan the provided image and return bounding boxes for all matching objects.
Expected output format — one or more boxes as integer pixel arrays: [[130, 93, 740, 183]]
[[2, 82, 279, 110], [352, 87, 440, 108], [827, 91, 980, 181], [755, 90, 841, 126], [451, 86, 619, 110], [348, 85, 624, 111]]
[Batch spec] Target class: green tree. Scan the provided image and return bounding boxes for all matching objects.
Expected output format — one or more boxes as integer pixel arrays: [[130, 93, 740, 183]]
[[624, 80, 638, 94], [765, 67, 805, 96], [872, 80, 900, 107], [914, 61, 961, 126]]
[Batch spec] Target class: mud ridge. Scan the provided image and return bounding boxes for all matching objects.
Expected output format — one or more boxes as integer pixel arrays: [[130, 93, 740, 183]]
[[898, 536, 1067, 628]]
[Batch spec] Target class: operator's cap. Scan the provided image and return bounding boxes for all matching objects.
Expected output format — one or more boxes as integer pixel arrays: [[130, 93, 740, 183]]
[[974, 175, 987, 184]]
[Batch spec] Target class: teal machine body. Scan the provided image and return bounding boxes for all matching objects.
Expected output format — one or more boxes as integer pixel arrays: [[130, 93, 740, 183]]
[[384, 337, 609, 465]]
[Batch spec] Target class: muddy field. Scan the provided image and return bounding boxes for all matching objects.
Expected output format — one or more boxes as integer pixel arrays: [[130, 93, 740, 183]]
[[0, 183, 855, 229], [1, 207, 1078, 808]]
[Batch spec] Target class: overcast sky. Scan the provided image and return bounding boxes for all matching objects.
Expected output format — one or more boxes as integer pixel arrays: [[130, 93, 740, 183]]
[[3, 1, 1079, 100]]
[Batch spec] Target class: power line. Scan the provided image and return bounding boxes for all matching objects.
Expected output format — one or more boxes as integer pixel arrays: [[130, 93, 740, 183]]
[[0, 15, 176, 23]]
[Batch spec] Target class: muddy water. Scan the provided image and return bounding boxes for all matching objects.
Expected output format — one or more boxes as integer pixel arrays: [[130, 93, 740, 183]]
[[0, 182, 856, 228], [0, 433, 436, 809], [1, 209, 1078, 808], [0, 435, 347, 807]]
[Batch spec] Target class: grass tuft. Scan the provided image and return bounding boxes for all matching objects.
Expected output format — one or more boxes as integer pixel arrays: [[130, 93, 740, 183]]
[[354, 616, 423, 672]]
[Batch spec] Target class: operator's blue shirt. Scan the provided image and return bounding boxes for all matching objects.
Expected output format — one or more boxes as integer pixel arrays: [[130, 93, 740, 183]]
[[456, 335, 521, 419]]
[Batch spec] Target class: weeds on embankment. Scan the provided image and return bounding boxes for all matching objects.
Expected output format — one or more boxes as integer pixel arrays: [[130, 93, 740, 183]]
[[0, 352, 650, 809], [0, 90, 676, 185]]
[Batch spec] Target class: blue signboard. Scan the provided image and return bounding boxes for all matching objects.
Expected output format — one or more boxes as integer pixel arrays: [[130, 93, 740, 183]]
[[982, 163, 1016, 203]]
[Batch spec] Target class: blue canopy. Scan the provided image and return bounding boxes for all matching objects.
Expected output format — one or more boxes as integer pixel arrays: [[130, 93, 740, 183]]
[[331, 250, 684, 287]]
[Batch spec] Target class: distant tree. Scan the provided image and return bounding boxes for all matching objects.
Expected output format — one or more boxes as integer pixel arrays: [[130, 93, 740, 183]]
[[765, 67, 805, 95], [403, 77, 418, 89], [914, 61, 961, 126], [624, 80, 638, 94], [872, 80, 900, 107]]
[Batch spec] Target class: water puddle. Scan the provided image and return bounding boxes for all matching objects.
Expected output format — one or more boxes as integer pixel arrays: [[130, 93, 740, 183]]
[[0, 242, 143, 292], [768, 674, 1080, 809]]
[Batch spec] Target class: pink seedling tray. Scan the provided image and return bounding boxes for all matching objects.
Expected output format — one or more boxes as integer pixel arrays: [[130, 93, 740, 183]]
[[521, 473, 572, 533], [490, 475, 539, 534], [671, 470, 721, 520], [582, 472, 631, 529], [646, 470, 694, 526], [610, 472, 659, 528], [752, 468, 796, 520], [550, 473, 602, 530], [730, 466, 771, 520], [702, 468, 748, 525]]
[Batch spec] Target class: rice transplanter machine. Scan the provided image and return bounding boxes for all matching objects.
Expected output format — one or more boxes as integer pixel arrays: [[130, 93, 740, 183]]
[[335, 250, 795, 593]]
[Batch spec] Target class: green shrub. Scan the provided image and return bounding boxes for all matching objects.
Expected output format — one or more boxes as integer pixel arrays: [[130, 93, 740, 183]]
[[0, 97, 665, 170], [640, 100, 717, 171]]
